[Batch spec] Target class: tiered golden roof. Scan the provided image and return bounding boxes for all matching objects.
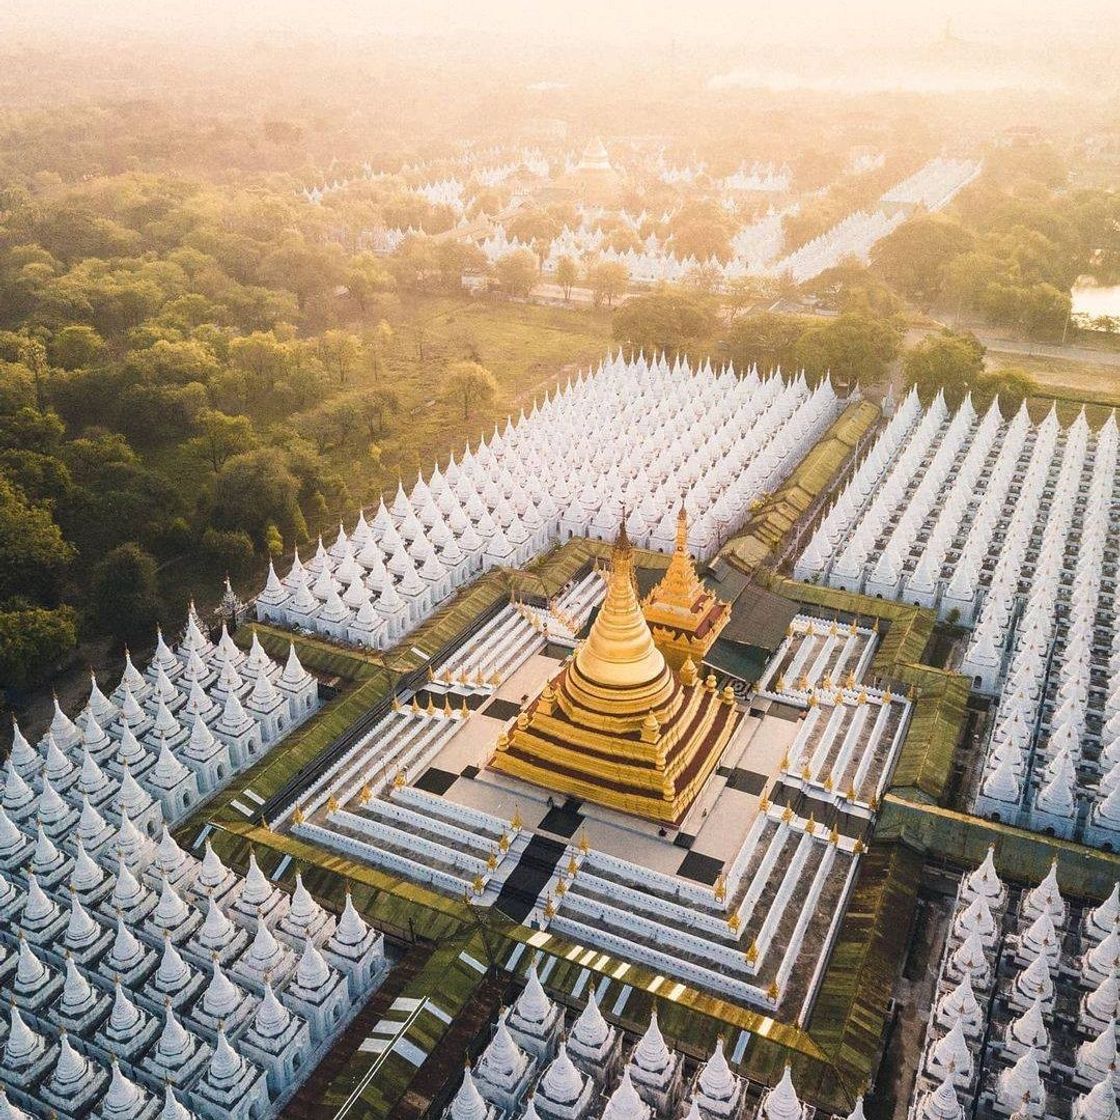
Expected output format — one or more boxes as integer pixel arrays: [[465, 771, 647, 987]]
[[490, 522, 739, 824], [642, 506, 729, 669]]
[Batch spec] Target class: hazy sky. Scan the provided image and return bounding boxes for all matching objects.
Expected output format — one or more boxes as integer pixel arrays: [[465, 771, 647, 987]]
[[2, 0, 1116, 48]]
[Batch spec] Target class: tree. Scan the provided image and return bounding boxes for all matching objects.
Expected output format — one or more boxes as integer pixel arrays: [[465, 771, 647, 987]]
[[346, 253, 395, 312], [902, 330, 987, 408], [265, 523, 283, 556], [683, 263, 724, 296], [719, 312, 808, 375], [317, 330, 363, 387], [48, 324, 105, 370], [0, 476, 73, 605], [356, 388, 400, 438], [794, 313, 904, 388], [668, 201, 736, 263], [127, 338, 221, 385], [201, 527, 255, 576], [725, 277, 775, 317], [587, 261, 629, 307], [258, 239, 346, 311], [612, 292, 717, 359], [443, 361, 498, 420], [972, 366, 1038, 413], [19, 335, 48, 413], [0, 605, 77, 692], [872, 215, 973, 305], [188, 409, 258, 473], [90, 543, 161, 646], [210, 448, 306, 545], [555, 256, 579, 301], [493, 251, 538, 299]]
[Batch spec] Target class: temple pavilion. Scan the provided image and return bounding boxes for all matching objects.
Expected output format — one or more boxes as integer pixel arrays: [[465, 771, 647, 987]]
[[641, 507, 729, 671], [490, 522, 740, 824]]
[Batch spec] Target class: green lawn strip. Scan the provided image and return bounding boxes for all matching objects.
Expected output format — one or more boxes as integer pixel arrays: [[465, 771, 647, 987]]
[[721, 400, 880, 575], [876, 794, 1120, 899], [236, 622, 386, 681], [794, 842, 926, 1113]]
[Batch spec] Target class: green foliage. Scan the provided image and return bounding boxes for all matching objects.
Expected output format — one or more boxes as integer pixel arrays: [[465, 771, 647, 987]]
[[48, 324, 105, 370], [0, 476, 73, 604], [210, 448, 306, 546], [493, 250, 538, 299], [442, 360, 498, 420], [586, 260, 629, 307], [719, 311, 808, 375], [201, 527, 256, 577], [0, 605, 78, 692], [555, 256, 579, 301], [903, 330, 987, 408], [793, 313, 903, 388], [188, 409, 258, 473], [872, 215, 973, 305], [611, 291, 717, 359], [667, 200, 737, 264], [90, 542, 161, 647]]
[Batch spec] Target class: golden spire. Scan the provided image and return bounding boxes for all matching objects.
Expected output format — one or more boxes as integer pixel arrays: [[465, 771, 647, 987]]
[[572, 521, 669, 693]]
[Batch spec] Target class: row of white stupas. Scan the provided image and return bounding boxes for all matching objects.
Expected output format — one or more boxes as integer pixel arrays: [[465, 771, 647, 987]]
[[298, 146, 551, 204], [969, 407, 1120, 843], [442, 963, 859, 1120], [879, 158, 981, 211], [0, 786, 385, 1120], [255, 352, 843, 650], [415, 178, 468, 211], [909, 849, 1120, 1120], [793, 387, 1120, 848], [4, 605, 319, 839], [769, 209, 907, 284], [766, 158, 979, 285]]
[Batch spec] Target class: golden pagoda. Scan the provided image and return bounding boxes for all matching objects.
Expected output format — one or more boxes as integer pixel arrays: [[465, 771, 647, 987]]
[[490, 521, 740, 824], [642, 506, 729, 670]]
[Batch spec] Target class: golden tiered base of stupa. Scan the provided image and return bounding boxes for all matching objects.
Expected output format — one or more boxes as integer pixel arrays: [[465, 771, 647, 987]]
[[490, 523, 740, 825], [642, 506, 729, 671]]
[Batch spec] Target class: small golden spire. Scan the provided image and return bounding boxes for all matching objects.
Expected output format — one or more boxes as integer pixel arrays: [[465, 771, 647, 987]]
[[746, 941, 759, 964], [511, 806, 523, 830], [292, 806, 305, 825], [578, 828, 590, 854], [326, 794, 339, 813]]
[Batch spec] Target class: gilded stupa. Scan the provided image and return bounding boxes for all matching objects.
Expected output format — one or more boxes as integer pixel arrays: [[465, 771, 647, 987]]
[[490, 522, 740, 824], [642, 506, 729, 670]]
